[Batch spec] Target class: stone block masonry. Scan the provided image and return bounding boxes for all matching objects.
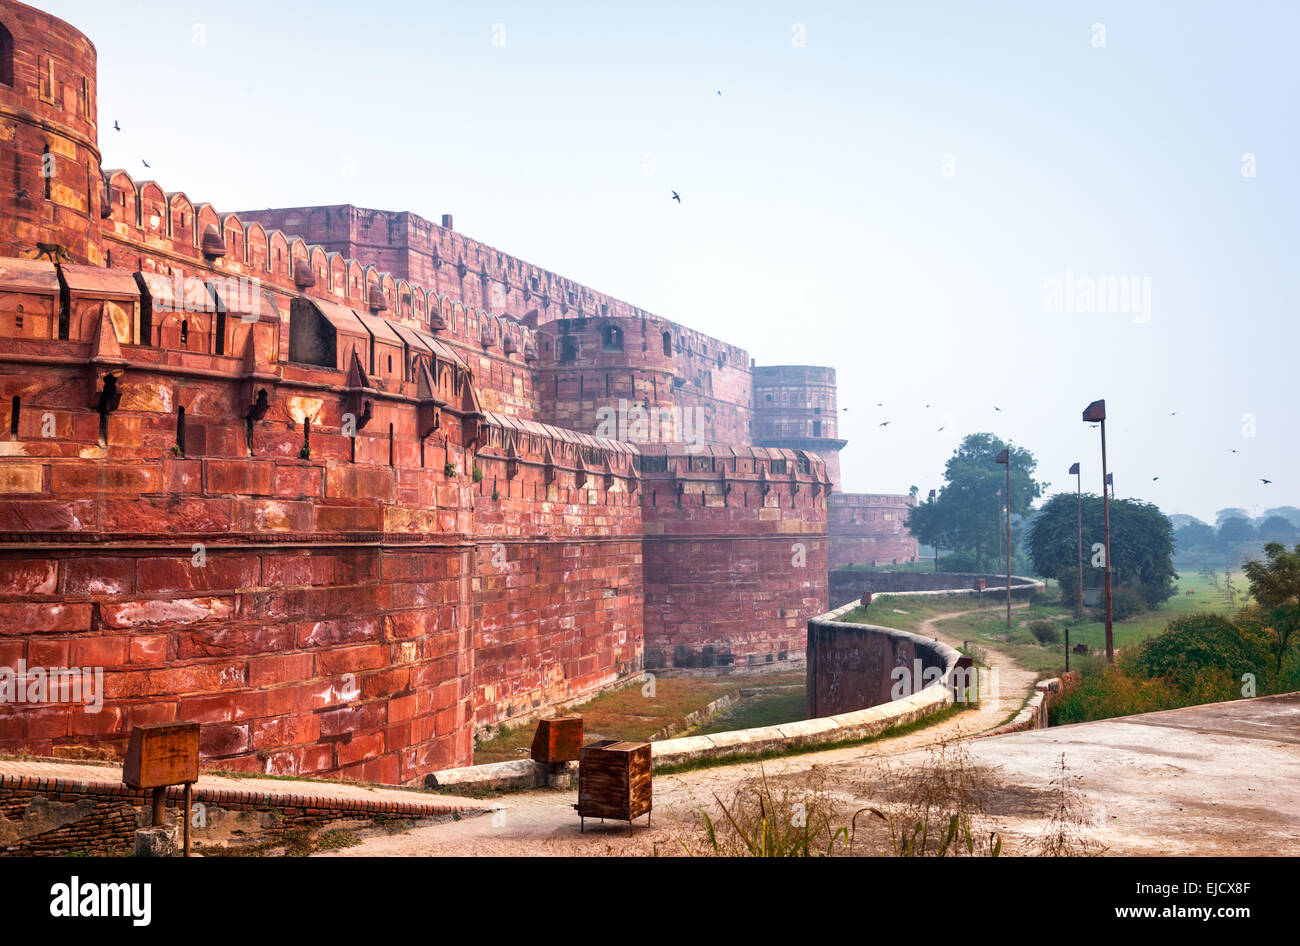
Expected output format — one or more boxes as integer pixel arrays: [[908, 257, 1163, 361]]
[[0, 0, 889, 784]]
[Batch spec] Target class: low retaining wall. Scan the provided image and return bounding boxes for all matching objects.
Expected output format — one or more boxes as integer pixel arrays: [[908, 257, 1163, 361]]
[[830, 570, 1045, 608], [982, 671, 1082, 736], [0, 766, 473, 856], [650, 601, 964, 768]]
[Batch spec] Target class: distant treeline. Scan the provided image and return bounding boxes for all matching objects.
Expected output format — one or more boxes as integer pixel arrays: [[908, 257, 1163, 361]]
[[1171, 506, 1300, 569]]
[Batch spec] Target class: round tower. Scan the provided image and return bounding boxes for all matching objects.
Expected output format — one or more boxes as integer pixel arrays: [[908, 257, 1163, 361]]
[[752, 365, 846, 491], [0, 0, 104, 264]]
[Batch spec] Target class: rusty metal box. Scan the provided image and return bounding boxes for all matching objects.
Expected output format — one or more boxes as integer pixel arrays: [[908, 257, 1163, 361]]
[[122, 722, 200, 790], [531, 716, 583, 764]]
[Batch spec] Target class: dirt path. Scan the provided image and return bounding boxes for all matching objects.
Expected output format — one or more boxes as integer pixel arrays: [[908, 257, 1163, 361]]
[[319, 604, 1041, 856]]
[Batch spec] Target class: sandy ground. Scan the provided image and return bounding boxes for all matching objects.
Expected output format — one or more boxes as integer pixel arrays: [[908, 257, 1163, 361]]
[[318, 605, 1300, 857], [319, 605, 1048, 857]]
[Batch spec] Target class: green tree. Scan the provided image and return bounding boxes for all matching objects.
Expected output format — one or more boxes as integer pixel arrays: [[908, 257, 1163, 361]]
[[1218, 516, 1257, 545], [1257, 516, 1299, 545], [1027, 493, 1176, 609], [906, 433, 1043, 572], [1175, 520, 1217, 552], [1216, 507, 1251, 526], [1242, 543, 1300, 672]]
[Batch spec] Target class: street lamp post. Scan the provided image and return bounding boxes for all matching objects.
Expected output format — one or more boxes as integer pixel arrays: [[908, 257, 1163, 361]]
[[1105, 471, 1114, 501], [1070, 461, 1083, 613], [995, 448, 1011, 629], [1083, 400, 1114, 663]]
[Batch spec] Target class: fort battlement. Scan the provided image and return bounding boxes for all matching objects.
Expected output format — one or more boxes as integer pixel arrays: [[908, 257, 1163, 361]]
[[0, 0, 848, 782]]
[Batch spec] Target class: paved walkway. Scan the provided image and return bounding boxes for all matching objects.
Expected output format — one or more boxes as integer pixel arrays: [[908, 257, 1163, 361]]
[[0, 758, 486, 818]]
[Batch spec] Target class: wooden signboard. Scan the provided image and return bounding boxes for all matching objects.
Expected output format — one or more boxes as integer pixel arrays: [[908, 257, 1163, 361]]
[[575, 739, 652, 831], [123, 722, 200, 790], [531, 717, 583, 764]]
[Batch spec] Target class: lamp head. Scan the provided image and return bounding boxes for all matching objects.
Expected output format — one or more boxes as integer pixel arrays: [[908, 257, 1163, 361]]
[[1069, 462, 1080, 475], [1082, 399, 1106, 422]]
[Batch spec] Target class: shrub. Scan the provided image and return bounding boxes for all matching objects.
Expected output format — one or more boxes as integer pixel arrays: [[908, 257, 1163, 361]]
[[444, 461, 457, 478], [1132, 612, 1270, 692], [472, 466, 483, 483], [1090, 585, 1145, 622], [1028, 620, 1060, 645]]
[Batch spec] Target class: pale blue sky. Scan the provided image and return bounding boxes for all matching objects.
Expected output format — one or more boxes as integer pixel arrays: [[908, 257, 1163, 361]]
[[42, 0, 1299, 522]]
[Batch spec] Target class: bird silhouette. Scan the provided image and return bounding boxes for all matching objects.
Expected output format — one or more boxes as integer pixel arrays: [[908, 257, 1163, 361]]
[[879, 422, 890, 427], [113, 120, 120, 131], [841, 407, 848, 412], [1170, 411, 1177, 416], [716, 90, 723, 96], [1152, 476, 1159, 481], [1261, 478, 1273, 484], [671, 191, 681, 203], [993, 406, 1002, 412], [1231, 449, 1239, 454], [141, 159, 150, 168], [938, 426, 945, 432]]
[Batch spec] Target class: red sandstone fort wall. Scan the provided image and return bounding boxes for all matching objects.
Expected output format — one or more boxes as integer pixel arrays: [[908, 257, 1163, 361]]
[[640, 446, 829, 669], [0, 0, 855, 785], [828, 492, 920, 568], [0, 1, 103, 266]]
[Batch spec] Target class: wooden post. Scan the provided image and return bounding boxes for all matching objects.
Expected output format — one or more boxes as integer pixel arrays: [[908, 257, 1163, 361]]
[[183, 782, 192, 857]]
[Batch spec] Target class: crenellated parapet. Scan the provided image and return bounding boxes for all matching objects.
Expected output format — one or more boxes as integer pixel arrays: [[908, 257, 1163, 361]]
[[0, 0, 851, 783]]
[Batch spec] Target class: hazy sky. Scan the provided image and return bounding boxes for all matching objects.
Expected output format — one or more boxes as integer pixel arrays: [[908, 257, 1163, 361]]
[[43, 0, 1298, 523]]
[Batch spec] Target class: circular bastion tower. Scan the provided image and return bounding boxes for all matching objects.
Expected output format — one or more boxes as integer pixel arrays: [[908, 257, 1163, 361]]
[[752, 365, 846, 490], [0, 0, 104, 264]]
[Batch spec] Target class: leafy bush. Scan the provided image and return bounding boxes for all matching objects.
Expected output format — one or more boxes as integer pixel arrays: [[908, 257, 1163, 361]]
[[1132, 612, 1270, 692], [1090, 585, 1145, 622], [1028, 620, 1060, 645]]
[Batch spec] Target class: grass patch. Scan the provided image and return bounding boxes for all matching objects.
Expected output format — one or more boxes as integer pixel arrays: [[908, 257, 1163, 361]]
[[686, 687, 807, 736], [841, 573, 1243, 676], [473, 670, 805, 764]]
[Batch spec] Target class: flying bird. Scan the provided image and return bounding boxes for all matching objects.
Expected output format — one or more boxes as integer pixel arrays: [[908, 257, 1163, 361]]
[[879, 421, 890, 427], [938, 426, 945, 432], [141, 159, 150, 168], [113, 120, 120, 131], [716, 90, 723, 96], [1261, 478, 1273, 484], [1231, 449, 1239, 454], [993, 406, 1002, 412], [1152, 476, 1159, 481], [671, 191, 681, 203]]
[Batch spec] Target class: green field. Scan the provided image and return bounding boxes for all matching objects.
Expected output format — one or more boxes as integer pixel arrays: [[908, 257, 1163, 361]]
[[841, 572, 1245, 675], [472, 670, 805, 764], [684, 686, 808, 736]]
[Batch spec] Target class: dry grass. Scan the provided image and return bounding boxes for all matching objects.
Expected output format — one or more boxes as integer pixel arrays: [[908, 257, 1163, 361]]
[[860, 736, 1004, 857], [1029, 754, 1106, 857]]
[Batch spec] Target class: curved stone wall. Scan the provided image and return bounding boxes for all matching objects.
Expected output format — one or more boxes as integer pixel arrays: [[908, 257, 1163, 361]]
[[650, 600, 963, 767], [829, 569, 1045, 608]]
